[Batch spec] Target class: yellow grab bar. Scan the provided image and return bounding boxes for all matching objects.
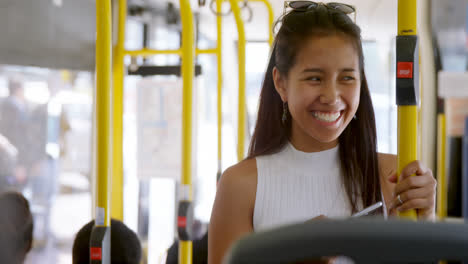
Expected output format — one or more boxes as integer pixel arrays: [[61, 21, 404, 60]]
[[396, 0, 418, 220], [196, 48, 218, 55], [125, 48, 182, 57], [216, 0, 224, 181], [397, 106, 418, 220], [125, 48, 222, 57], [437, 113, 447, 219], [229, 0, 247, 162], [179, 0, 195, 262], [111, 0, 127, 222], [90, 1, 112, 262], [124, 49, 222, 57], [95, 0, 112, 228], [398, 0, 417, 35]]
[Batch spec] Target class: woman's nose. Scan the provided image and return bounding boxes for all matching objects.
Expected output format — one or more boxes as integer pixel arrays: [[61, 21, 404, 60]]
[[319, 81, 339, 105]]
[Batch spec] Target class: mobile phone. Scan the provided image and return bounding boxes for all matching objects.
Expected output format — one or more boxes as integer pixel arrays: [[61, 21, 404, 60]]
[[351, 201, 383, 218]]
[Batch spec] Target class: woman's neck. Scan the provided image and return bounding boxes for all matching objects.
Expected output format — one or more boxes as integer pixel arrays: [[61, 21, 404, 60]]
[[290, 120, 338, 153]]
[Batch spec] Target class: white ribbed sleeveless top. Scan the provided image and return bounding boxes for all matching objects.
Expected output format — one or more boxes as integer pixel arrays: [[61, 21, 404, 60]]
[[253, 142, 359, 231]]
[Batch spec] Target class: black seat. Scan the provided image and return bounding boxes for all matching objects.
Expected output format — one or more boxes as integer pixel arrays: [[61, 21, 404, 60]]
[[224, 218, 468, 264]]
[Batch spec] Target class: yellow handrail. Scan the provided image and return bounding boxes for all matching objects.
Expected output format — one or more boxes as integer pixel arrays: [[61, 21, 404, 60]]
[[217, 0, 223, 181], [229, 0, 247, 162], [91, 2, 112, 263], [125, 48, 183, 57], [125, 48, 222, 57], [111, 0, 127, 222], [437, 113, 447, 219], [196, 48, 218, 55], [95, 0, 112, 228], [179, 0, 195, 263], [396, 0, 418, 220], [398, 0, 417, 35]]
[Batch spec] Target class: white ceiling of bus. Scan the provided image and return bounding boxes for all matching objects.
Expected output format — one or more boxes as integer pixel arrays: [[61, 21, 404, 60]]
[[160, 0, 399, 43]]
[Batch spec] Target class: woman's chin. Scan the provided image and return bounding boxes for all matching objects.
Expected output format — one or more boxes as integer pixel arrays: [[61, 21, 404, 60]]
[[303, 124, 345, 144], [304, 131, 341, 145]]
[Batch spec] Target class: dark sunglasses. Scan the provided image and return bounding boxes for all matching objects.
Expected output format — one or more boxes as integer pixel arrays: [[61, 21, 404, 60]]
[[283, 1, 356, 21]]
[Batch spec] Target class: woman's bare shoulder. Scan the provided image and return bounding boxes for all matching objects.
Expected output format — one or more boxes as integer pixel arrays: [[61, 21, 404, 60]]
[[219, 158, 258, 199], [223, 158, 257, 181]]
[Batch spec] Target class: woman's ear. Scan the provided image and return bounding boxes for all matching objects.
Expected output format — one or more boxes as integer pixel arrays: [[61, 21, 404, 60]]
[[273, 67, 288, 102]]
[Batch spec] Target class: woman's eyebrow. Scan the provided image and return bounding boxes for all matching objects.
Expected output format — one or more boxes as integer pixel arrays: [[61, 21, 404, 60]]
[[302, 68, 357, 73], [302, 68, 323, 73]]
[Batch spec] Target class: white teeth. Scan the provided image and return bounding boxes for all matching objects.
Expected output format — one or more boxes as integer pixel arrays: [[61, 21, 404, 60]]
[[312, 111, 341, 122]]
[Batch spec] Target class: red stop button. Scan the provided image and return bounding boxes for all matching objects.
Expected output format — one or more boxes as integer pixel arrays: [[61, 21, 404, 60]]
[[90, 247, 102, 260], [397, 62, 413, 79]]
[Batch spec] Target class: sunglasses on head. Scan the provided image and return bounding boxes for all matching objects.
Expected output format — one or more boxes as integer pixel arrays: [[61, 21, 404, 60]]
[[283, 1, 356, 21]]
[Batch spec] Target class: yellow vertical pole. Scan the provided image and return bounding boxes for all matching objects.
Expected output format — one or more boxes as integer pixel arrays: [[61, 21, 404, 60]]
[[216, 0, 223, 181], [398, 0, 417, 35], [437, 113, 447, 219], [95, 0, 112, 229], [179, 0, 195, 263], [229, 0, 246, 161], [90, 0, 112, 263], [396, 0, 418, 220], [111, 0, 126, 221]]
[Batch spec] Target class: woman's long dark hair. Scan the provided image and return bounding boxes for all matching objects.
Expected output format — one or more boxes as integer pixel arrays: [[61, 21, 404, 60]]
[[247, 5, 380, 213]]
